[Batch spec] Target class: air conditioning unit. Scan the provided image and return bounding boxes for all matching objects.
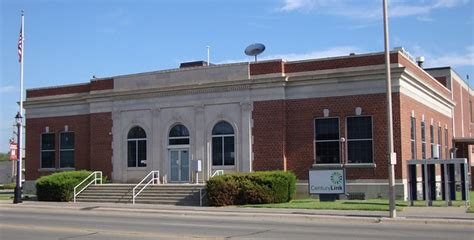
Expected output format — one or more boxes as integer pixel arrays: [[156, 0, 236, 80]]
[[433, 145, 440, 159]]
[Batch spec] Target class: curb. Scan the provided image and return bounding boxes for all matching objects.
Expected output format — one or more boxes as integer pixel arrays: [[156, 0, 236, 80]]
[[2, 202, 473, 226]]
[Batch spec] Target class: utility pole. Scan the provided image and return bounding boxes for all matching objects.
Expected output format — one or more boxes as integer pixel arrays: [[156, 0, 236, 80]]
[[383, 0, 397, 218]]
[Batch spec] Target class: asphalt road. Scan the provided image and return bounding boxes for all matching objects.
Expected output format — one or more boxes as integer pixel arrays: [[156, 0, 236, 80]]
[[0, 205, 472, 240]]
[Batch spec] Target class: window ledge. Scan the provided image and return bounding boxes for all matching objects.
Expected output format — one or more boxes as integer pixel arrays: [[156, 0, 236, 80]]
[[344, 163, 376, 168], [127, 167, 148, 170], [38, 168, 56, 172], [38, 168, 76, 172]]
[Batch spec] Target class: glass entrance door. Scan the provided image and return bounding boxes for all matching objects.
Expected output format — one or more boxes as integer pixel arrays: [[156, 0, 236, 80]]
[[169, 149, 189, 182]]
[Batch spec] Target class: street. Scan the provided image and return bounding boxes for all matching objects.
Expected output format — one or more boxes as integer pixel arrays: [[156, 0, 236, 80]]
[[0, 204, 472, 240]]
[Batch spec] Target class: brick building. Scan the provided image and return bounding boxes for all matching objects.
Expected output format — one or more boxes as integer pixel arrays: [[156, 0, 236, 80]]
[[23, 49, 474, 199]]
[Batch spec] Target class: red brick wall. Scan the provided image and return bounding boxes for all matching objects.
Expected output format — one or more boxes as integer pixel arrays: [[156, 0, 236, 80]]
[[26, 79, 113, 98], [285, 54, 398, 73], [434, 77, 447, 88], [452, 81, 463, 138], [25, 113, 112, 180], [90, 113, 113, 178], [399, 93, 453, 179], [90, 79, 114, 91], [250, 60, 284, 76], [252, 93, 404, 180], [252, 100, 287, 171], [27, 84, 91, 98]]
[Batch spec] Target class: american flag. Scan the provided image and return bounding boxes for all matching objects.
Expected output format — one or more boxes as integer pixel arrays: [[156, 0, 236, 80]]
[[18, 27, 23, 62]]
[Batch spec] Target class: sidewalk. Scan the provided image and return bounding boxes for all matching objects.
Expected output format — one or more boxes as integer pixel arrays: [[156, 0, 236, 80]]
[[1, 200, 472, 226]]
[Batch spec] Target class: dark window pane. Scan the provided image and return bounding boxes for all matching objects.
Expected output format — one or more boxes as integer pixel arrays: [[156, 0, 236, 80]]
[[422, 143, 426, 159], [212, 137, 222, 166], [315, 118, 339, 140], [430, 125, 434, 143], [169, 124, 189, 137], [410, 117, 416, 140], [316, 142, 340, 164], [169, 138, 190, 145], [60, 150, 74, 168], [348, 140, 373, 163], [347, 116, 372, 139], [41, 151, 55, 168], [212, 121, 234, 135], [128, 141, 137, 167], [60, 132, 74, 149], [421, 122, 425, 142], [411, 141, 416, 159], [128, 126, 146, 139], [224, 136, 235, 165], [41, 133, 55, 150], [138, 140, 147, 167]]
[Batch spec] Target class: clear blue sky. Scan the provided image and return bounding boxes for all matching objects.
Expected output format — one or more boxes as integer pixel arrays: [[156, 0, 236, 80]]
[[1, 0, 473, 152]]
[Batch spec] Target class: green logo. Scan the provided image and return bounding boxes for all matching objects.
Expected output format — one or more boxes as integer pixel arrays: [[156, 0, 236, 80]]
[[330, 172, 343, 185]]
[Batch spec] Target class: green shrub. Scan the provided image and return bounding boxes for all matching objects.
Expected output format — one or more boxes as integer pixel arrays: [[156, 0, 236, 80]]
[[36, 170, 92, 202], [0, 183, 16, 190], [206, 171, 296, 206]]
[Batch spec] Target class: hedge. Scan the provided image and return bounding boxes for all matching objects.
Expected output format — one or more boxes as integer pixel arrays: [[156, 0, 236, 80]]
[[206, 171, 296, 206], [36, 170, 92, 202]]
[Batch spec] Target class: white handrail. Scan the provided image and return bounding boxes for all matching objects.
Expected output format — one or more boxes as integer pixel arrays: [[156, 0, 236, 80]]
[[132, 170, 160, 204], [73, 171, 102, 202], [211, 170, 224, 178]]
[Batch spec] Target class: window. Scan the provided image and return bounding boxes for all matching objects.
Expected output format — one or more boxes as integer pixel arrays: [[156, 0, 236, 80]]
[[421, 121, 426, 159], [410, 117, 416, 160], [212, 121, 235, 166], [314, 118, 340, 164], [169, 124, 190, 145], [445, 128, 449, 159], [430, 124, 434, 158], [60, 132, 74, 168], [41, 133, 55, 168], [438, 126, 442, 159], [127, 126, 147, 167], [347, 116, 373, 164]]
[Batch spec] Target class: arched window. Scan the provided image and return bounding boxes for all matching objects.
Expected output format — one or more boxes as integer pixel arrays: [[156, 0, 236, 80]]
[[169, 124, 190, 145], [127, 126, 147, 167], [212, 121, 235, 166]]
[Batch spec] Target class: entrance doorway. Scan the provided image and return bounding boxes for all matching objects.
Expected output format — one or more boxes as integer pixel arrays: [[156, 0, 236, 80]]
[[169, 149, 190, 182]]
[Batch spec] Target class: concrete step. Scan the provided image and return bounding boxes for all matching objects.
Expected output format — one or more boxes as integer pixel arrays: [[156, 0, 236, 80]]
[[76, 184, 205, 206]]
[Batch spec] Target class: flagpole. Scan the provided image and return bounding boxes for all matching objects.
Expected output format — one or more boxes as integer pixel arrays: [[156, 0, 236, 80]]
[[14, 10, 24, 204]]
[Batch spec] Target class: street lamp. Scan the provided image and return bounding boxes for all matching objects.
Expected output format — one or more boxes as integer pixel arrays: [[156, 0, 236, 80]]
[[383, 0, 397, 218], [13, 112, 22, 204]]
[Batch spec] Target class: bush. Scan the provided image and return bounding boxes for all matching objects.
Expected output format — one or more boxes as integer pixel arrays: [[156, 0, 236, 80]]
[[0, 183, 16, 190], [206, 171, 296, 206], [36, 170, 92, 202]]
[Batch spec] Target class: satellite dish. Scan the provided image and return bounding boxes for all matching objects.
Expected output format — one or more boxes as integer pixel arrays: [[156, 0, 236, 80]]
[[244, 43, 265, 62]]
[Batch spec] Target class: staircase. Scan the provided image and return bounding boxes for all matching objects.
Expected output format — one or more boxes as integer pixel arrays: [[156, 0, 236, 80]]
[[75, 184, 205, 206]]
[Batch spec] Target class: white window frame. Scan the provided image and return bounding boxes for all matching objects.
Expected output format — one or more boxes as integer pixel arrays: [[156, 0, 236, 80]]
[[314, 117, 340, 165], [59, 131, 75, 169], [430, 124, 434, 158], [346, 115, 374, 164], [40, 132, 55, 169]]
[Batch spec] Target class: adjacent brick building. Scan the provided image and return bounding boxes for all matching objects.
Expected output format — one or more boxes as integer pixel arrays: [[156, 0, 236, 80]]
[[23, 49, 473, 199]]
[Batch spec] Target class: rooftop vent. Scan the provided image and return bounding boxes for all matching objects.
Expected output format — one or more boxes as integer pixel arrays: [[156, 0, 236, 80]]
[[416, 56, 425, 68], [179, 61, 211, 68]]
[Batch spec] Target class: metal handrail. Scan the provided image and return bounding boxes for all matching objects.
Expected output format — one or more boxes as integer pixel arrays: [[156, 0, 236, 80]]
[[211, 170, 224, 178], [132, 170, 160, 204], [73, 171, 102, 202]]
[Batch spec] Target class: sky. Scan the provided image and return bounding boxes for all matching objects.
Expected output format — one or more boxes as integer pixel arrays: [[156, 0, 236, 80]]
[[0, 0, 473, 152]]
